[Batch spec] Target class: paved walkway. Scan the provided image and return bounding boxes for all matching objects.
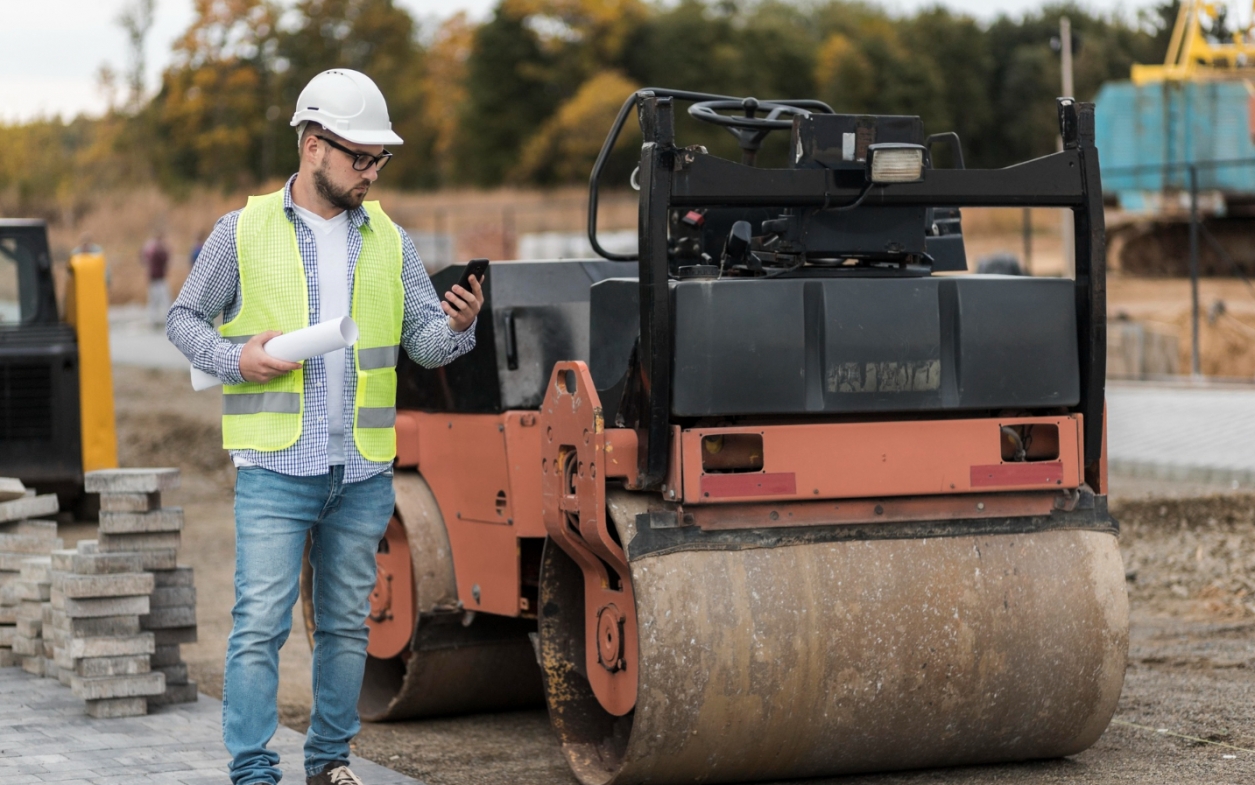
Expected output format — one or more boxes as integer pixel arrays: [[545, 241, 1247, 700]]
[[0, 667, 420, 785], [1108, 382, 1255, 485], [109, 306, 190, 370]]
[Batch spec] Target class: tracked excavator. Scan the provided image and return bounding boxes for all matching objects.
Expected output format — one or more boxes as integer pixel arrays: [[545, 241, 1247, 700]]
[[301, 89, 1127, 783]]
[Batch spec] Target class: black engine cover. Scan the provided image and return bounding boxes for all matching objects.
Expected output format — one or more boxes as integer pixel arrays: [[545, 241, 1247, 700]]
[[590, 275, 1079, 418]]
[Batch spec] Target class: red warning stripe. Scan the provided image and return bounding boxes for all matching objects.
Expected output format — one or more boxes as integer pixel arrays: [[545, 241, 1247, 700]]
[[701, 472, 798, 499], [970, 461, 1064, 488]]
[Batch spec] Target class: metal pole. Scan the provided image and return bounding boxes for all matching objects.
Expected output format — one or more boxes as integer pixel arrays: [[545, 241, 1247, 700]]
[[1059, 16, 1075, 279], [1189, 164, 1201, 377], [1022, 207, 1033, 274]]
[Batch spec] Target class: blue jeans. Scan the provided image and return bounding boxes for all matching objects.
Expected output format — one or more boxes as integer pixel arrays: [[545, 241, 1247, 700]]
[[223, 465, 394, 785]]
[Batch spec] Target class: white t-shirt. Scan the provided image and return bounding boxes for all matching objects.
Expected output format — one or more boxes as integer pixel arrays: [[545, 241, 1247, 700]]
[[294, 204, 351, 465]]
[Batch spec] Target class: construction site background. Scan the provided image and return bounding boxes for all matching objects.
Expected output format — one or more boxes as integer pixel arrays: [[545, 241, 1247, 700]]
[[38, 189, 1255, 380]]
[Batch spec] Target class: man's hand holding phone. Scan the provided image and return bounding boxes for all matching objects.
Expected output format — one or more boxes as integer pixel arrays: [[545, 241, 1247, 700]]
[[444, 259, 487, 333]]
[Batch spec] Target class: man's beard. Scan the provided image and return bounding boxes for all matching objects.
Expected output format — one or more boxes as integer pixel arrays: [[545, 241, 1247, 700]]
[[314, 160, 368, 211]]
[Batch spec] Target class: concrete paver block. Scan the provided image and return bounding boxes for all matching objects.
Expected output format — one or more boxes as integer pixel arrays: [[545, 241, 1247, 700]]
[[0, 550, 59, 571], [84, 468, 180, 494], [136, 549, 178, 571], [54, 593, 149, 619], [12, 633, 39, 655], [16, 599, 44, 620], [151, 644, 181, 667], [98, 491, 161, 513], [0, 477, 26, 501], [152, 566, 194, 588], [53, 572, 155, 599], [52, 549, 144, 576], [148, 681, 198, 706], [154, 662, 188, 685], [76, 654, 151, 677], [0, 532, 62, 554], [97, 531, 181, 553], [152, 626, 197, 646], [0, 494, 60, 523], [84, 696, 148, 718], [150, 587, 196, 608], [98, 508, 184, 535], [15, 617, 40, 638], [71, 671, 165, 700], [61, 633, 155, 662], [140, 606, 196, 630], [20, 654, 43, 675], [0, 520, 57, 536], [50, 613, 142, 638], [13, 580, 50, 602], [19, 556, 51, 581]]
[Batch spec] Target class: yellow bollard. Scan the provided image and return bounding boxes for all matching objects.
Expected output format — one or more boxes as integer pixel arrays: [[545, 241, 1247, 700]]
[[65, 253, 117, 473]]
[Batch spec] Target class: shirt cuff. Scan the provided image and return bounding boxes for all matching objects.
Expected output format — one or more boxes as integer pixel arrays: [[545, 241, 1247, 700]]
[[449, 317, 477, 353], [215, 341, 247, 386]]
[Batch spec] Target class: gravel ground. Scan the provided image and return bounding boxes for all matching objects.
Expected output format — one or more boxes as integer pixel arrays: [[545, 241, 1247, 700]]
[[109, 367, 1255, 784]]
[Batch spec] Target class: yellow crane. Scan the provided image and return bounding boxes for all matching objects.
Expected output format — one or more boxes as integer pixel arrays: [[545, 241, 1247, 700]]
[[1133, 0, 1255, 84]]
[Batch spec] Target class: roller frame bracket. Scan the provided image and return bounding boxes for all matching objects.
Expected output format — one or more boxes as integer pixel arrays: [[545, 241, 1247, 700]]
[[540, 361, 638, 715]]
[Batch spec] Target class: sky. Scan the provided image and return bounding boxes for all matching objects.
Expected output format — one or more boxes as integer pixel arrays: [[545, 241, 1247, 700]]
[[1, 0, 1163, 123]]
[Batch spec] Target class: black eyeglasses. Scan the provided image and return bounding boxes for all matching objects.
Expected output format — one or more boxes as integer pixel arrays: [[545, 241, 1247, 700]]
[[315, 136, 393, 172]]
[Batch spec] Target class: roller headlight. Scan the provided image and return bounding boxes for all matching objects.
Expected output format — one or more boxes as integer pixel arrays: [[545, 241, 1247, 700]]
[[868, 144, 926, 184]]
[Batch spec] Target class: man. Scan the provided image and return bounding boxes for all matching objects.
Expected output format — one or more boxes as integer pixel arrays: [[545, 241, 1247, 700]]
[[142, 230, 171, 326], [167, 69, 484, 785]]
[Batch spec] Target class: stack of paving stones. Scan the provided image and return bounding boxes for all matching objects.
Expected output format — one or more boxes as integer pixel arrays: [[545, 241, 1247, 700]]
[[13, 556, 53, 676], [0, 482, 63, 670], [49, 543, 163, 717], [86, 467, 199, 707]]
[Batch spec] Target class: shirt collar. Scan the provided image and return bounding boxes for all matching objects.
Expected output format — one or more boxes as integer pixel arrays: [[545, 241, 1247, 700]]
[[283, 174, 371, 230]]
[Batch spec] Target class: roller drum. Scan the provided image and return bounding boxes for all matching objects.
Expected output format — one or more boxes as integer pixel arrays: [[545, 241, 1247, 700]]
[[541, 505, 1128, 784]]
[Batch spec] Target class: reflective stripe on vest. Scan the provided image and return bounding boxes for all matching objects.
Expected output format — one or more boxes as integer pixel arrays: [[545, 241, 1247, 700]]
[[356, 407, 397, 428], [219, 190, 403, 460], [223, 392, 301, 415], [357, 344, 399, 370]]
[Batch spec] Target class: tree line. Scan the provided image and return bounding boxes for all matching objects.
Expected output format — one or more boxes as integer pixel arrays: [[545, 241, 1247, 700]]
[[1, 0, 1180, 217]]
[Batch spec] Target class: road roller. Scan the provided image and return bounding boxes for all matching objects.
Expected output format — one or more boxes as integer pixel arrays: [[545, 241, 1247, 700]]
[[302, 89, 1128, 783]]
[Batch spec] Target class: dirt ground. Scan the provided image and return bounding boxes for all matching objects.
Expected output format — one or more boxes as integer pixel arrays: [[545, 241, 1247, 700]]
[[100, 366, 1255, 784]]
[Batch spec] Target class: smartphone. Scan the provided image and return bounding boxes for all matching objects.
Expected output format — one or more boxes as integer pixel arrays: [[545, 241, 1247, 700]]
[[451, 258, 489, 295]]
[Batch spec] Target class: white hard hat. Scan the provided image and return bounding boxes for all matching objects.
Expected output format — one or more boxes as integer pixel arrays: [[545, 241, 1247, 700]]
[[290, 69, 403, 146]]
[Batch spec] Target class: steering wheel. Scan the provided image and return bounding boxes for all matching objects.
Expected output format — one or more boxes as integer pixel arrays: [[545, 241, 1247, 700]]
[[689, 97, 831, 164]]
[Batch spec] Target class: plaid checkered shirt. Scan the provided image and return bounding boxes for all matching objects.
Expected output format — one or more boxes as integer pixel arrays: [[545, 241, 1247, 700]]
[[166, 175, 475, 483]]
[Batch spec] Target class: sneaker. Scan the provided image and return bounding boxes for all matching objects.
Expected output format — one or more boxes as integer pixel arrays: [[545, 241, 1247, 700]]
[[307, 761, 365, 785]]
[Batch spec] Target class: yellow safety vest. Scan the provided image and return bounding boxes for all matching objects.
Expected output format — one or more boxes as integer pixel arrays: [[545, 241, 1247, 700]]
[[220, 189, 403, 462]]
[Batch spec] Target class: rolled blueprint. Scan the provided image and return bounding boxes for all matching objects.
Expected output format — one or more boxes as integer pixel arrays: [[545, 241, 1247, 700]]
[[190, 316, 360, 391]]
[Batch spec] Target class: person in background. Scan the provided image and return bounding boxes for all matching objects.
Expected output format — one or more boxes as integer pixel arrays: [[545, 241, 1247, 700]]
[[189, 231, 205, 267], [141, 231, 170, 326]]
